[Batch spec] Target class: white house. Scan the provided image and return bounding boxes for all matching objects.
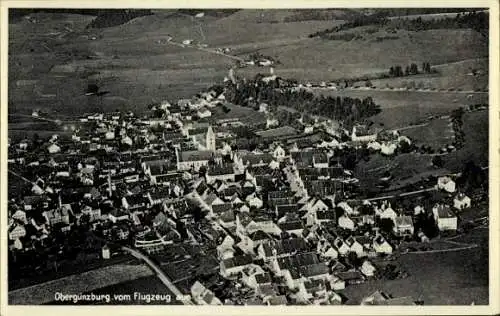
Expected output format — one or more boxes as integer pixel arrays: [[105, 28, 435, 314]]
[[437, 176, 456, 193], [454, 193, 472, 210], [272, 145, 286, 161], [360, 260, 377, 277], [191, 281, 222, 305], [432, 204, 458, 231], [47, 143, 61, 154], [338, 215, 355, 231], [372, 234, 393, 254]]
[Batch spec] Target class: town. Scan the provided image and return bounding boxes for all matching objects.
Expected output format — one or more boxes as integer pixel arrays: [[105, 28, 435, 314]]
[[7, 66, 488, 306]]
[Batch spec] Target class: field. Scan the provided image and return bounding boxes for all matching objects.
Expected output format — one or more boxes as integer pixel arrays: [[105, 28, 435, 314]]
[[9, 10, 488, 118], [342, 228, 489, 305], [9, 263, 155, 304], [403, 118, 454, 150], [444, 110, 489, 172]]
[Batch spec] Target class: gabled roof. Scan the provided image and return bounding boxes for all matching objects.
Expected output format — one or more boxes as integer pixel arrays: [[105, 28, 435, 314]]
[[179, 150, 213, 162], [279, 220, 304, 232], [223, 254, 253, 269]]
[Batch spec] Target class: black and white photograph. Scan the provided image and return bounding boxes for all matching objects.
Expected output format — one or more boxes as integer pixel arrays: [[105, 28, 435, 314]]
[[1, 2, 498, 314]]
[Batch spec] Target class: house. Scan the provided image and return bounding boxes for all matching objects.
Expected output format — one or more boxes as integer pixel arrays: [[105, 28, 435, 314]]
[[9, 224, 26, 240], [336, 271, 365, 285], [338, 215, 355, 231], [316, 239, 338, 259], [345, 236, 366, 257], [176, 150, 213, 171], [437, 176, 456, 193], [220, 254, 254, 277], [372, 234, 393, 254], [47, 143, 61, 154], [360, 260, 377, 277], [351, 125, 377, 142], [216, 235, 236, 260], [332, 237, 350, 256], [361, 290, 416, 305], [312, 152, 329, 168], [246, 193, 264, 209], [432, 204, 458, 231], [206, 163, 235, 184], [190, 281, 222, 305], [272, 145, 286, 161], [378, 204, 397, 220], [257, 237, 309, 261], [393, 216, 414, 237], [122, 194, 148, 211], [278, 220, 304, 237], [197, 108, 212, 119], [454, 193, 472, 210]]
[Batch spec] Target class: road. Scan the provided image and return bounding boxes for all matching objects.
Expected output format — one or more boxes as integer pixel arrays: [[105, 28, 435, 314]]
[[120, 246, 195, 305], [364, 186, 438, 202], [165, 40, 244, 62]]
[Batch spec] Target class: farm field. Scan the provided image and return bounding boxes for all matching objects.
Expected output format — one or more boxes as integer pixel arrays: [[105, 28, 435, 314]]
[[9, 11, 488, 118]]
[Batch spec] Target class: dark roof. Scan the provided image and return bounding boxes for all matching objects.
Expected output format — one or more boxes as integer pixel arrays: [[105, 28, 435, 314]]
[[207, 164, 234, 176], [213, 203, 232, 214], [277, 252, 319, 270], [279, 220, 304, 232], [317, 211, 336, 221], [255, 273, 272, 284], [223, 254, 253, 269], [276, 204, 299, 217], [250, 230, 271, 242], [336, 271, 365, 281], [241, 153, 274, 166], [262, 237, 309, 257], [179, 150, 213, 162]]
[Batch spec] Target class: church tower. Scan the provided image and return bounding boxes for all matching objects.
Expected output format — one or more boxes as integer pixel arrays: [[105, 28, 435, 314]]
[[206, 125, 216, 151]]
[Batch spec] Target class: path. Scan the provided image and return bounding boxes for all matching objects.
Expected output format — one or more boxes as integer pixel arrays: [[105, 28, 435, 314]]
[[120, 246, 194, 305], [165, 40, 244, 62], [364, 186, 437, 202]]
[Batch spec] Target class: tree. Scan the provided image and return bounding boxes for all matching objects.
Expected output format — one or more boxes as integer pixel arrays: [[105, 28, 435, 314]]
[[432, 155, 444, 168], [379, 218, 395, 235]]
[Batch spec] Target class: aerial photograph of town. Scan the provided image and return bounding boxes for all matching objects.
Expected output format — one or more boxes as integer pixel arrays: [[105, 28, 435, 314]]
[[5, 7, 492, 308]]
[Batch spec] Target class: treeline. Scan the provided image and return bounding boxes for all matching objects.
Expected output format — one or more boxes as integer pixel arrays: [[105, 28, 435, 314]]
[[309, 10, 488, 39], [309, 11, 389, 38], [450, 107, 465, 149], [86, 9, 153, 29], [222, 75, 381, 123], [388, 62, 435, 77], [388, 11, 488, 36]]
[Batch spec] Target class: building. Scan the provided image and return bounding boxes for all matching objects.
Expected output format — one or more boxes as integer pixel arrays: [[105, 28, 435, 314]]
[[437, 176, 456, 193], [454, 193, 472, 210], [176, 150, 213, 172], [432, 204, 458, 231], [393, 216, 414, 237], [191, 281, 222, 305]]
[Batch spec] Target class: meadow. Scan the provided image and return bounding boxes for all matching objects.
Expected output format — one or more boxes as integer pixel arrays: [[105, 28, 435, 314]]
[[8, 10, 488, 118]]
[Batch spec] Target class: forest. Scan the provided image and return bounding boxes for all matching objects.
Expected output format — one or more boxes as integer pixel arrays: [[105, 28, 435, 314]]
[[220, 75, 381, 124]]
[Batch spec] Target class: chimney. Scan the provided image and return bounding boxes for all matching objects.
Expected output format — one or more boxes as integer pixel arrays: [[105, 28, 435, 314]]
[[270, 67, 274, 75]]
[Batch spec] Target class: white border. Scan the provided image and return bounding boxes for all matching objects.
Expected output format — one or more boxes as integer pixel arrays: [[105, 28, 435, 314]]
[[0, 1, 498, 315]]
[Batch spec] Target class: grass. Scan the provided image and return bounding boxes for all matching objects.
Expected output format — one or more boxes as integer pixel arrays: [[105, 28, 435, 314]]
[[342, 228, 488, 305], [444, 110, 489, 172], [9, 11, 488, 118], [403, 118, 454, 150], [311, 89, 487, 129], [9, 262, 155, 305]]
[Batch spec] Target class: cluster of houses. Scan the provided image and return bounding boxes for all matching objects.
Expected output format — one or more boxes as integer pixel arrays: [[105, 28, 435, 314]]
[[8, 84, 474, 305]]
